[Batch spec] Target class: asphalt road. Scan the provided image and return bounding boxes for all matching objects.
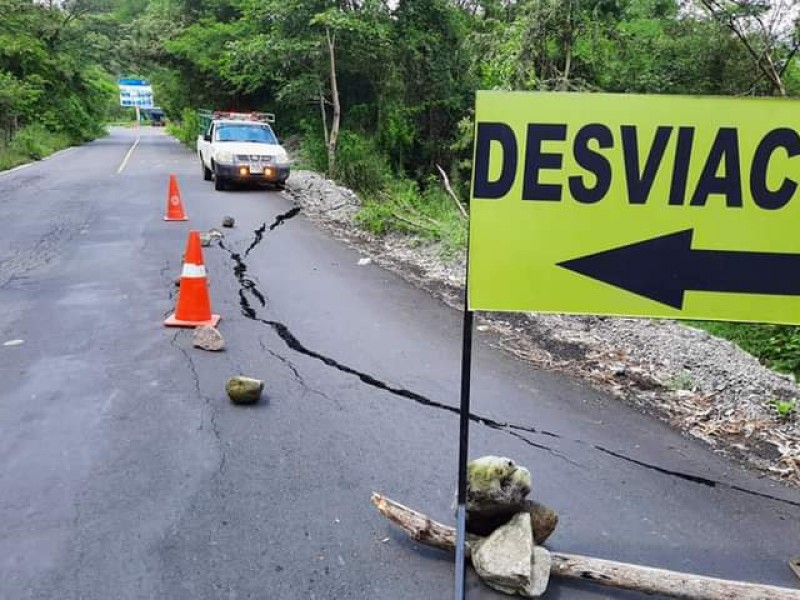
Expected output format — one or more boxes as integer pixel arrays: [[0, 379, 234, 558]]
[[1, 127, 799, 600]]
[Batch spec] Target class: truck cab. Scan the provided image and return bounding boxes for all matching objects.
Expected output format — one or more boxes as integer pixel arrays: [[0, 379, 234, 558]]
[[197, 111, 291, 191]]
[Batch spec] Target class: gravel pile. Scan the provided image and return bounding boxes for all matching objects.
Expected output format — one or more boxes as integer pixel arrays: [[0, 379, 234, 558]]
[[286, 170, 800, 486]]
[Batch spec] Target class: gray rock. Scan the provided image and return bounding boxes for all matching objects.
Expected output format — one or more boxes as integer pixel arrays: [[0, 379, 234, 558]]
[[226, 376, 263, 405], [199, 233, 212, 247], [222, 216, 235, 228], [468, 498, 559, 542], [471, 512, 533, 595], [466, 456, 531, 530], [527, 546, 552, 597], [524, 500, 558, 545], [193, 326, 225, 351]]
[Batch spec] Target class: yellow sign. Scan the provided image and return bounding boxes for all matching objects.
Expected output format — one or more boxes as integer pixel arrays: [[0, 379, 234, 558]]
[[468, 91, 800, 325]]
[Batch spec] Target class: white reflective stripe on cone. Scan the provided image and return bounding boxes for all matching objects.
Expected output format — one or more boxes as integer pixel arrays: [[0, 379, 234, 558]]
[[181, 264, 207, 278]]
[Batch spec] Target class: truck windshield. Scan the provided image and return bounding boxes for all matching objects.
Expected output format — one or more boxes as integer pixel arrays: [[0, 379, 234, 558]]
[[216, 124, 277, 144]]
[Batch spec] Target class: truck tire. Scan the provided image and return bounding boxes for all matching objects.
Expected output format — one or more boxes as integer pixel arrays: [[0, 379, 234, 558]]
[[201, 158, 212, 181], [214, 173, 227, 191]]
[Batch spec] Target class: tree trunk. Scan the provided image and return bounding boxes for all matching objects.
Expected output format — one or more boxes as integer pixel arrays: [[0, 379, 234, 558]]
[[325, 27, 340, 179], [319, 88, 329, 147], [371, 493, 800, 600]]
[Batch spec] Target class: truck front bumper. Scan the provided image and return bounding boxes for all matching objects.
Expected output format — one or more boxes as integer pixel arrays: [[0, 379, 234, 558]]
[[216, 163, 290, 183]]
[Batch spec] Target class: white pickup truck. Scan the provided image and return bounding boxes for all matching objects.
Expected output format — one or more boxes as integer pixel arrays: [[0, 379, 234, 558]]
[[197, 111, 291, 191]]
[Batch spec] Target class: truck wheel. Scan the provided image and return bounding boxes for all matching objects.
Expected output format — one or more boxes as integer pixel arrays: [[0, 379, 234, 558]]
[[214, 174, 228, 191], [202, 159, 212, 181], [275, 180, 286, 190]]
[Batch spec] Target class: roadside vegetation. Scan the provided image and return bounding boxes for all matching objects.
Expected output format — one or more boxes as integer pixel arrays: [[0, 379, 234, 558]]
[[5, 0, 800, 380], [145, 0, 800, 258], [0, 0, 125, 170]]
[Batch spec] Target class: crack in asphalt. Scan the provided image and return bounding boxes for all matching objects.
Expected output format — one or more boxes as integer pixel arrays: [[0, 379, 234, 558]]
[[213, 206, 800, 509], [244, 207, 301, 257], [258, 336, 339, 407], [259, 337, 304, 385], [592, 445, 800, 507], [160, 258, 176, 313], [169, 330, 227, 475]]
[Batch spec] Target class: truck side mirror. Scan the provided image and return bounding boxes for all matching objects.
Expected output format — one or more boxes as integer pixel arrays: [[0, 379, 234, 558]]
[[204, 133, 212, 142]]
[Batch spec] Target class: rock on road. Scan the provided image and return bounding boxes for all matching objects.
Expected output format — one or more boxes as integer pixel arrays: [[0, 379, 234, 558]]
[[1, 127, 799, 599]]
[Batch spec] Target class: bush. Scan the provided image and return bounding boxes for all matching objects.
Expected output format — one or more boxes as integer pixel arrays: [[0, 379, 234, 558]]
[[333, 131, 390, 196], [298, 123, 329, 173], [299, 127, 390, 196], [0, 144, 24, 171], [9, 124, 69, 160], [167, 108, 201, 149], [0, 124, 71, 170], [356, 176, 467, 256]]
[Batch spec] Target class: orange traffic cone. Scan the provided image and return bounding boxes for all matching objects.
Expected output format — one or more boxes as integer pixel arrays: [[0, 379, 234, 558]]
[[165, 230, 220, 327], [164, 174, 189, 221]]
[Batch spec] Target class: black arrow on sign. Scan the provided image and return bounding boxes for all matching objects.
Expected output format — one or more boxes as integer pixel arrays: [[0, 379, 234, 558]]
[[558, 229, 800, 309]]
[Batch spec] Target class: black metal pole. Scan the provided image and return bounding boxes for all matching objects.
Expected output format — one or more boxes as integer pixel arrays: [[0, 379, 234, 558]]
[[454, 302, 474, 600]]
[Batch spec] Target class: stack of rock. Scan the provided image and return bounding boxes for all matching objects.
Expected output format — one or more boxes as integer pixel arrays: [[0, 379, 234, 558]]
[[464, 456, 559, 597]]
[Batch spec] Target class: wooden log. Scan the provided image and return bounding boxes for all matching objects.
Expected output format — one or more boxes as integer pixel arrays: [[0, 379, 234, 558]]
[[371, 491, 472, 553], [371, 492, 800, 600], [549, 553, 800, 600]]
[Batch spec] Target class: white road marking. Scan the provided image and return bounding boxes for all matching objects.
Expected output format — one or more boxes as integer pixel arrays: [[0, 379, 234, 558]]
[[0, 162, 34, 177], [117, 135, 141, 174]]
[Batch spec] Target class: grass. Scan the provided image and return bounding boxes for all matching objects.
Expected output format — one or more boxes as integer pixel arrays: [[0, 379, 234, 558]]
[[0, 124, 72, 171], [771, 397, 798, 421], [356, 178, 467, 257], [667, 371, 695, 391]]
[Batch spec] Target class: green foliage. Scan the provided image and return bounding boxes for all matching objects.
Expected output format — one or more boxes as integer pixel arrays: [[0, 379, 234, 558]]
[[356, 177, 467, 256], [9, 123, 69, 160], [667, 371, 695, 391], [771, 398, 798, 421], [298, 125, 329, 173], [0, 123, 71, 169], [693, 322, 800, 380], [333, 131, 390, 197], [0, 0, 117, 163], [167, 107, 201, 148], [300, 127, 390, 196]]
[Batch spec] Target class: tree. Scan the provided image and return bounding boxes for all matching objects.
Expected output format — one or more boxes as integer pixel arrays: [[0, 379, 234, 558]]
[[696, 0, 800, 95]]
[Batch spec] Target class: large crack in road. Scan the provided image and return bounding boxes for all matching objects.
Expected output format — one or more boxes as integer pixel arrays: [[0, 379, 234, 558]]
[[212, 205, 800, 509]]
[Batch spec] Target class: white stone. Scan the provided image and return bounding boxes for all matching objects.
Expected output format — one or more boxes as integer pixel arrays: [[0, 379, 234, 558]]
[[193, 326, 225, 351], [472, 513, 533, 594]]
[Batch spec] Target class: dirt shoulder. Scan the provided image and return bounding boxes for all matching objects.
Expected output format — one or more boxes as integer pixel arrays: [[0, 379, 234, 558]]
[[285, 170, 800, 487]]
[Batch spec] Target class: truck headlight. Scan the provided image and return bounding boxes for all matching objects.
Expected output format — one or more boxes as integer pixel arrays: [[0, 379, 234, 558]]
[[214, 150, 234, 164]]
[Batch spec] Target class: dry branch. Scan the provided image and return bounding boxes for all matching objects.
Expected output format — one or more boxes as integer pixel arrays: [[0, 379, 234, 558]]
[[434, 163, 468, 220], [371, 492, 800, 600]]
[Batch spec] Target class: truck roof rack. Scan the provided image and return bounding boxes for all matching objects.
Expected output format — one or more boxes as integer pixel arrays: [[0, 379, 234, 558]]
[[212, 110, 276, 124]]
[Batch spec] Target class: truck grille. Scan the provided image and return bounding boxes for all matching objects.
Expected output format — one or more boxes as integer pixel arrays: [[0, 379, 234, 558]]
[[236, 154, 273, 162]]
